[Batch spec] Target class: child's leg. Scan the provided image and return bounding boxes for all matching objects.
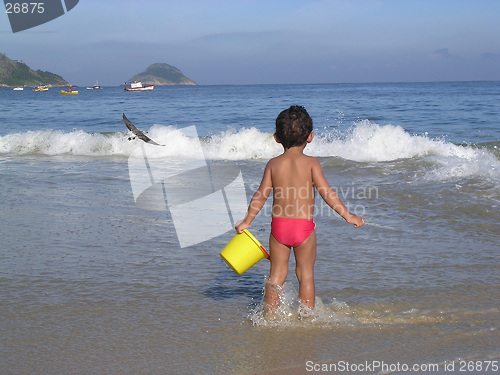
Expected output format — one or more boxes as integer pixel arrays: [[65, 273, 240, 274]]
[[265, 234, 291, 313], [293, 231, 316, 308]]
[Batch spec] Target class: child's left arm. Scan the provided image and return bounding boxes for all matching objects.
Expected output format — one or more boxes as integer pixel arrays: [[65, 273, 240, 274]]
[[311, 158, 365, 228]]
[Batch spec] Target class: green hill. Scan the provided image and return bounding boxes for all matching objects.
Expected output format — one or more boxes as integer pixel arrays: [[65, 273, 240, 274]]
[[129, 63, 197, 85], [0, 53, 69, 87]]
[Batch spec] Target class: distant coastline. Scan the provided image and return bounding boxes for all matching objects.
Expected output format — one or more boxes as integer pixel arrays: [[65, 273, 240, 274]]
[[0, 53, 69, 87], [0, 52, 197, 88]]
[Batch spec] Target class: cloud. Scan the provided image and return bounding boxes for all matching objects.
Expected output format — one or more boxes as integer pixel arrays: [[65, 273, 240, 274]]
[[432, 48, 455, 59]]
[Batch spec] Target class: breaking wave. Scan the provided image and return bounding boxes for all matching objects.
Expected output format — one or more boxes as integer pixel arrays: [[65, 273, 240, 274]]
[[1, 120, 499, 181]]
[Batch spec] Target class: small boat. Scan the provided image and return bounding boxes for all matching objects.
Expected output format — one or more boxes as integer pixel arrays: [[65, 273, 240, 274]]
[[13, 87, 24, 91], [124, 81, 154, 91], [87, 81, 102, 90], [33, 86, 48, 92], [60, 86, 78, 95]]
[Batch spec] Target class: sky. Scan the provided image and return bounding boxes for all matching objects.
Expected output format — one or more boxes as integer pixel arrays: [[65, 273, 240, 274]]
[[2, 0, 500, 86]]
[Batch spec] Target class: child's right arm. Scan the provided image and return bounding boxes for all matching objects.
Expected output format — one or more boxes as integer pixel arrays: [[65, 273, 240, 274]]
[[235, 162, 273, 233], [311, 158, 365, 228]]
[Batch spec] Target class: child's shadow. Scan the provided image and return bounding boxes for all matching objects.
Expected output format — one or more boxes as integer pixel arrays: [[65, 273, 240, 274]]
[[203, 264, 264, 302]]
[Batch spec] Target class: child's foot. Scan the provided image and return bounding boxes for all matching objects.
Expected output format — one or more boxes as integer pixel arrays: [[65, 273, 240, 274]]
[[298, 300, 315, 320], [264, 280, 281, 315]]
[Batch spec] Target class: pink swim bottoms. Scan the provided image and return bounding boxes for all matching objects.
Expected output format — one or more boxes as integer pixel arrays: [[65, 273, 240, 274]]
[[271, 217, 315, 248]]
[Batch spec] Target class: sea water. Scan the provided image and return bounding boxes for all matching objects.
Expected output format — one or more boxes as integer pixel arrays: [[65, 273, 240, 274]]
[[0, 82, 499, 374]]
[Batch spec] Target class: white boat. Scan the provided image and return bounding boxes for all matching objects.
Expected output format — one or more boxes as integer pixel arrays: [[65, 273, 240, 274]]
[[87, 81, 102, 90], [13, 87, 24, 91], [124, 81, 154, 91]]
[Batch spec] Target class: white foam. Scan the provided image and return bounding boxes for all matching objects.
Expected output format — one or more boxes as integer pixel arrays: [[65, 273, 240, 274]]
[[308, 119, 477, 162], [0, 129, 136, 156], [203, 127, 280, 160], [423, 148, 500, 181], [1, 121, 499, 184], [247, 280, 449, 328]]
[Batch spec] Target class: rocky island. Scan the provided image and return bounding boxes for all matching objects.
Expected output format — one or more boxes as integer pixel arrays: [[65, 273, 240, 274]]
[[0, 53, 196, 87], [129, 63, 197, 86], [0, 53, 69, 87]]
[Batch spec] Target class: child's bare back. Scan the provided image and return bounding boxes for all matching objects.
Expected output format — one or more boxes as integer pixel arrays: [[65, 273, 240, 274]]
[[266, 147, 316, 219]]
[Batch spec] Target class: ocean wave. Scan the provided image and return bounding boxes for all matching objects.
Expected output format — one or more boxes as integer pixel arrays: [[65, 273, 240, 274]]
[[310, 119, 477, 162], [1, 121, 499, 181], [0, 129, 137, 157]]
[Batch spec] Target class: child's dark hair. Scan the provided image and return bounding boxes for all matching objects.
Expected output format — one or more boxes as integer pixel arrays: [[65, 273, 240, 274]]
[[275, 105, 313, 149]]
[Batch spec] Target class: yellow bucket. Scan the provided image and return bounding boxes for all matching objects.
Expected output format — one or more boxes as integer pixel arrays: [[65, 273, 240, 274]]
[[220, 229, 270, 275]]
